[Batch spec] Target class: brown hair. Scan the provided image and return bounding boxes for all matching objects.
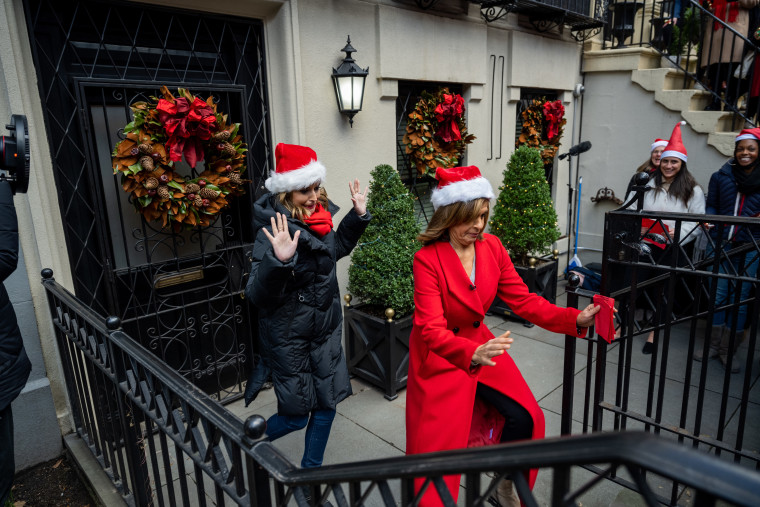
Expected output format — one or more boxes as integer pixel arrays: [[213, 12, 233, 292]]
[[417, 198, 490, 246], [278, 186, 329, 221], [635, 159, 653, 174]]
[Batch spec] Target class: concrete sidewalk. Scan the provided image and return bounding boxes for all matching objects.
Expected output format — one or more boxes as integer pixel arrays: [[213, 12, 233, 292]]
[[227, 286, 760, 506]]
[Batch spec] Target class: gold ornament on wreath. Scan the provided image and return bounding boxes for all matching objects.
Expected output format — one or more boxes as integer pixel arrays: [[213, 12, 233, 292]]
[[112, 86, 248, 229], [403, 88, 476, 176]]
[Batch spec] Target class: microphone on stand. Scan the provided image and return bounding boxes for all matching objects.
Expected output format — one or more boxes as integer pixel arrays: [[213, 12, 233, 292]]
[[558, 141, 592, 160]]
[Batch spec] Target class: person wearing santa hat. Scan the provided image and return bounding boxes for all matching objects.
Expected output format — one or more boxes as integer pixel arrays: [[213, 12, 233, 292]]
[[625, 138, 669, 198], [625, 121, 705, 354], [406, 165, 600, 507], [703, 127, 760, 371], [243, 143, 370, 483]]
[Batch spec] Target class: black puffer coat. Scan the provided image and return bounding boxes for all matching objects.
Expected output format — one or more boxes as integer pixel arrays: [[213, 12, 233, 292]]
[[0, 179, 31, 412], [244, 193, 370, 415], [706, 161, 760, 242]]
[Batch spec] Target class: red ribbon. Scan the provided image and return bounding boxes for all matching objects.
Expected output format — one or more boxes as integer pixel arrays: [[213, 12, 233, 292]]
[[157, 96, 217, 167], [434, 93, 465, 143], [543, 100, 565, 141]]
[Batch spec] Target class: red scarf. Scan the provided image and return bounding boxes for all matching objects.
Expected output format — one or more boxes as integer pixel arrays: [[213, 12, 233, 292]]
[[303, 203, 333, 237], [712, 0, 739, 31]]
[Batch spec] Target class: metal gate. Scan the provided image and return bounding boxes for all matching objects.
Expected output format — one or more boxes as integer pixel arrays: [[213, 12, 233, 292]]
[[24, 0, 271, 400]]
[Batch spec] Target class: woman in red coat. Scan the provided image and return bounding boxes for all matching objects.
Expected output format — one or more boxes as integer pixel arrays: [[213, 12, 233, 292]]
[[405, 165, 599, 506]]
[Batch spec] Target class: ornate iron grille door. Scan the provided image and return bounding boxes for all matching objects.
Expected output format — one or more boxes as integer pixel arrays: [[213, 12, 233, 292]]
[[24, 0, 272, 401]]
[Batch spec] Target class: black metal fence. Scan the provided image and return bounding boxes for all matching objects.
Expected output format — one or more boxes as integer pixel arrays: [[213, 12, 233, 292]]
[[44, 262, 760, 506], [561, 182, 759, 504], [603, 0, 760, 127]]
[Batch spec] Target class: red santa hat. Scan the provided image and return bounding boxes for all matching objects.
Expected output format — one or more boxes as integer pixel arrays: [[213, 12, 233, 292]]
[[431, 165, 494, 210], [735, 127, 760, 142], [650, 138, 668, 152], [264, 143, 327, 194], [661, 121, 687, 163]]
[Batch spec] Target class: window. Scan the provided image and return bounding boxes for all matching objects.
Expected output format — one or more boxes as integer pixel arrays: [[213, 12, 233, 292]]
[[396, 81, 464, 227]]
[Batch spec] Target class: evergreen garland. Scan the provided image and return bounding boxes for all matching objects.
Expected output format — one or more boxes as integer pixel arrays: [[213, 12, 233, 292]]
[[490, 146, 560, 266], [348, 164, 420, 317]]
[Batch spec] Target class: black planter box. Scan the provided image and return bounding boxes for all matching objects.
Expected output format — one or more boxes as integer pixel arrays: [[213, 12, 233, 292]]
[[344, 303, 413, 400], [488, 259, 559, 327]]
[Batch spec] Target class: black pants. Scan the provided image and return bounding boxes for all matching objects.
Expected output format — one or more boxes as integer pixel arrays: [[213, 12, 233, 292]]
[[476, 383, 533, 443], [0, 404, 14, 506]]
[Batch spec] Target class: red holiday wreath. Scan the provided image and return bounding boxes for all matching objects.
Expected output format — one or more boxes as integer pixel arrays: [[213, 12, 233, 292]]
[[403, 88, 475, 176], [112, 86, 248, 229]]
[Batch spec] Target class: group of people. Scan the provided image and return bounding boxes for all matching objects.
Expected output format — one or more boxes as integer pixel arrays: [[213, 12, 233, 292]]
[[660, 1, 760, 120], [243, 142, 600, 506], [625, 121, 760, 373]]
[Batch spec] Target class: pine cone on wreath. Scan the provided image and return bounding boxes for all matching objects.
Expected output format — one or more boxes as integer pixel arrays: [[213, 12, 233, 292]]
[[199, 187, 219, 199], [157, 186, 171, 200], [220, 142, 237, 158], [212, 130, 231, 142], [185, 183, 201, 194], [139, 156, 154, 171], [144, 177, 159, 190], [138, 143, 153, 155], [194, 196, 204, 207], [228, 172, 242, 185]]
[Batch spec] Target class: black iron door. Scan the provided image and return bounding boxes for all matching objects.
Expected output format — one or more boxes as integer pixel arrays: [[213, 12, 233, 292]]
[[24, 0, 271, 401]]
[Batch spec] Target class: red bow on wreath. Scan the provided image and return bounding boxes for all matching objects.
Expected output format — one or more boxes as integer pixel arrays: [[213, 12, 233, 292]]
[[434, 93, 465, 143], [157, 96, 217, 167], [543, 100, 565, 141]]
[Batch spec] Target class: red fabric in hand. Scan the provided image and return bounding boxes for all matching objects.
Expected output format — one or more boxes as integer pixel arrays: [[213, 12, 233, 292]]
[[593, 294, 616, 344]]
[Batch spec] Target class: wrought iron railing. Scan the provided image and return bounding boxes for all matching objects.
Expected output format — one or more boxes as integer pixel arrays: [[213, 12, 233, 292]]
[[603, 0, 760, 127], [43, 262, 760, 506], [562, 178, 759, 504]]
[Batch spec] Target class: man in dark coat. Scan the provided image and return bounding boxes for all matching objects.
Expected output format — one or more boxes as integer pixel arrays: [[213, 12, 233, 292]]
[[0, 176, 32, 505]]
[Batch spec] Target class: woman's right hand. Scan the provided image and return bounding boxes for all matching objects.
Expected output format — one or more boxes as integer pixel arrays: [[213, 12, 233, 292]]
[[262, 212, 301, 262], [471, 331, 513, 367]]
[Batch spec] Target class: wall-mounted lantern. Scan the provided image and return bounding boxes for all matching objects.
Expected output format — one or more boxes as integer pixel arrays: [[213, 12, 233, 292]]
[[332, 36, 369, 127]]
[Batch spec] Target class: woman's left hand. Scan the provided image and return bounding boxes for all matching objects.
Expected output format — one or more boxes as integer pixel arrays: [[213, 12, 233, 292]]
[[576, 303, 602, 328], [349, 179, 369, 216]]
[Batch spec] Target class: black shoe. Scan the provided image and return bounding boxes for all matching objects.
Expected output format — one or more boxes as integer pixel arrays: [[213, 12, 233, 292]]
[[642, 342, 655, 354], [295, 486, 333, 507]]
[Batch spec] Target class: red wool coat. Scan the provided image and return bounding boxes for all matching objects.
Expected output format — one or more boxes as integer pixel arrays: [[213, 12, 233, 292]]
[[405, 234, 583, 505]]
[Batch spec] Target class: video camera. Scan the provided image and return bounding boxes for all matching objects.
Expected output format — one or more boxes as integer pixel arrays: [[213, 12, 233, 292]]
[[0, 114, 30, 194]]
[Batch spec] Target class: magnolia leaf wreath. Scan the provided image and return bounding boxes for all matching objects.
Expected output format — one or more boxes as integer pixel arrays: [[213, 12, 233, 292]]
[[403, 88, 476, 176], [517, 98, 566, 166], [112, 86, 248, 229]]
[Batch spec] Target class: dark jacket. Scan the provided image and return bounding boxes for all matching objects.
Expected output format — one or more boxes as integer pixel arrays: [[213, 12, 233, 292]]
[[0, 179, 31, 411], [706, 161, 760, 243], [243, 193, 370, 415]]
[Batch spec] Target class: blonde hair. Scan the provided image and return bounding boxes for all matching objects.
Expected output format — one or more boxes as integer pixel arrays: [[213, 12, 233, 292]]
[[417, 198, 490, 246], [278, 186, 329, 221]]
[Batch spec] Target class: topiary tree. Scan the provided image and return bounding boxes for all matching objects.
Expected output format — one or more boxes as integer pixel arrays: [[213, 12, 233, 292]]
[[348, 164, 420, 317], [490, 145, 560, 266]]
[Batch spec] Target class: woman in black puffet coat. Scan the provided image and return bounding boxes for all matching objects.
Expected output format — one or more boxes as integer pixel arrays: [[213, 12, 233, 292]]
[[244, 143, 370, 469]]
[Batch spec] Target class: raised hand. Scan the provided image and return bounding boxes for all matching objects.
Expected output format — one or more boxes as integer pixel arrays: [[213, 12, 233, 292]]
[[576, 303, 603, 328], [262, 212, 301, 262], [471, 331, 513, 367], [349, 179, 369, 216]]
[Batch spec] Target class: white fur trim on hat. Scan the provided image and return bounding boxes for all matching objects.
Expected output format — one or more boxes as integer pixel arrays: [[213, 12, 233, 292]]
[[431, 177, 495, 210], [660, 150, 687, 163], [650, 140, 668, 152], [736, 133, 760, 142], [264, 159, 327, 194]]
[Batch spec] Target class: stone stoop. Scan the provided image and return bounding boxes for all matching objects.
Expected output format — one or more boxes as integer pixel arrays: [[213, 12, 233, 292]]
[[585, 47, 739, 157]]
